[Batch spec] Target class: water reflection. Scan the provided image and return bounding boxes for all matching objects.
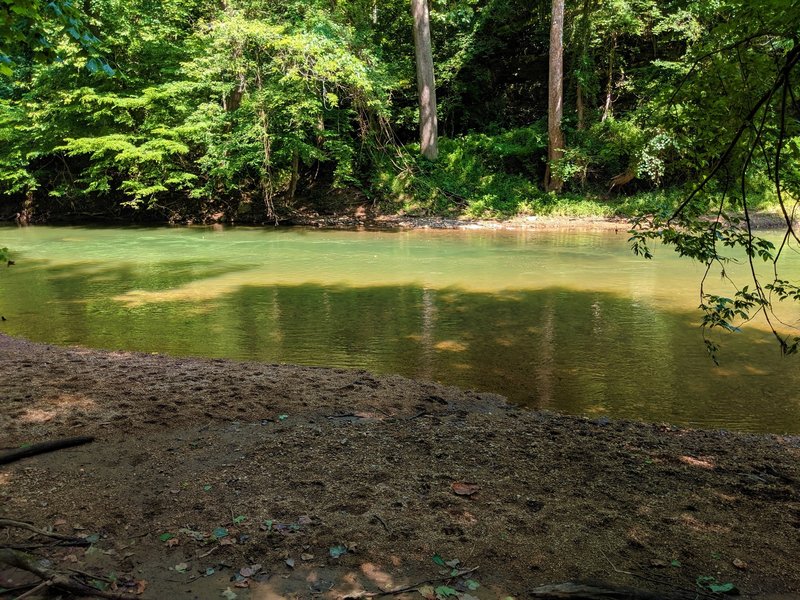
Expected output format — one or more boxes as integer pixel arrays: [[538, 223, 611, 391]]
[[0, 226, 798, 433]]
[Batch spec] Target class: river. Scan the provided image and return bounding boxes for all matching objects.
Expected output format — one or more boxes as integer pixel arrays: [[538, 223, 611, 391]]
[[1, 225, 798, 433]]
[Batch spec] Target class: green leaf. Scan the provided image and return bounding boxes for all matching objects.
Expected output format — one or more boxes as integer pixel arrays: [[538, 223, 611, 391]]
[[329, 545, 347, 558], [709, 583, 737, 593], [159, 532, 174, 542], [432, 554, 446, 567], [434, 585, 458, 598], [212, 527, 228, 539], [233, 515, 247, 525]]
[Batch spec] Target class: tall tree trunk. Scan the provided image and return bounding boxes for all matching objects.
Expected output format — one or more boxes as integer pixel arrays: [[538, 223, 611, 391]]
[[544, 0, 565, 192], [602, 33, 616, 122], [575, 0, 593, 131], [411, 0, 438, 161]]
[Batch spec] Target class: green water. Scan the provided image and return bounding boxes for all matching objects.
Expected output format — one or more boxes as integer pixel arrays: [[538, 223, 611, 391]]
[[1, 225, 799, 433]]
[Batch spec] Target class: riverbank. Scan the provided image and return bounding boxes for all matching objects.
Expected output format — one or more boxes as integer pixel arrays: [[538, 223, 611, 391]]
[[1, 334, 799, 599]]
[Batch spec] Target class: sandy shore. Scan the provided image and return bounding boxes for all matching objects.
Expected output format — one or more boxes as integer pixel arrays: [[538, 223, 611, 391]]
[[1, 334, 799, 599]]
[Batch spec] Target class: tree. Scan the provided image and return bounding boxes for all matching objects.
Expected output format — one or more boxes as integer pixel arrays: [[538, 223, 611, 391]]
[[0, 0, 108, 76], [410, 0, 438, 161], [544, 0, 565, 192], [630, 0, 800, 358]]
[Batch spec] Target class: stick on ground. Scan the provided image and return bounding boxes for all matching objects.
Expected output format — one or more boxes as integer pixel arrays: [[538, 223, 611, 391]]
[[0, 436, 95, 465]]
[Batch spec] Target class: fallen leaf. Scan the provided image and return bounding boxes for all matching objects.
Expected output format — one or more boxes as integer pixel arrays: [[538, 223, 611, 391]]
[[298, 515, 313, 526], [53, 518, 68, 528], [301, 553, 314, 561], [329, 545, 347, 558], [451, 482, 480, 496], [417, 584, 436, 600], [650, 559, 669, 568], [63, 554, 79, 563], [204, 568, 215, 577], [173, 562, 189, 573], [165, 538, 180, 548], [178, 527, 206, 541], [435, 585, 458, 598], [240, 564, 261, 578], [234, 580, 249, 588], [285, 558, 295, 568], [134, 579, 147, 595], [219, 538, 234, 546], [221, 587, 237, 600], [733, 558, 748, 570], [445, 559, 460, 568]]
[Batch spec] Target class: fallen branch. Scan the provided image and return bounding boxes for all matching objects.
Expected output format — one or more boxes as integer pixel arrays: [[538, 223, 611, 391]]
[[0, 519, 90, 544], [0, 582, 39, 596], [600, 550, 714, 599], [0, 548, 137, 600], [0, 436, 95, 465], [343, 566, 479, 598], [529, 582, 672, 599]]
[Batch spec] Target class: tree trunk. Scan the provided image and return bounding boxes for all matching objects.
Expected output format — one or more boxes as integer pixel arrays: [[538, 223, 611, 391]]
[[544, 0, 565, 192], [411, 0, 438, 161], [602, 34, 616, 122], [575, 0, 592, 131], [288, 150, 299, 201]]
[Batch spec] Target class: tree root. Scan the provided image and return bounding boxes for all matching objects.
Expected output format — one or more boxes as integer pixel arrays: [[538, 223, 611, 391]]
[[0, 519, 90, 545], [0, 549, 137, 599]]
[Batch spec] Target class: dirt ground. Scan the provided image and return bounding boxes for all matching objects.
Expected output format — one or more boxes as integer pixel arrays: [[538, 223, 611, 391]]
[[1, 333, 800, 600]]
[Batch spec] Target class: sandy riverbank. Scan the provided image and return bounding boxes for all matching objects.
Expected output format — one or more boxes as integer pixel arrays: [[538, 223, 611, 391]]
[[1, 334, 799, 599]]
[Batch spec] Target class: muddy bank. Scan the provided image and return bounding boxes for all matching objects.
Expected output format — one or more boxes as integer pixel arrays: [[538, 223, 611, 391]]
[[1, 334, 799, 599]]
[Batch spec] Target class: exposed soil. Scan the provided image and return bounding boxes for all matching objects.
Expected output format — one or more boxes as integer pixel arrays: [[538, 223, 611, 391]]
[[1, 333, 800, 599]]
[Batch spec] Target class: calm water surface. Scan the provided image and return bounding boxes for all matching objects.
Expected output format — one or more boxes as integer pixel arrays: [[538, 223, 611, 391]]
[[1, 225, 799, 433]]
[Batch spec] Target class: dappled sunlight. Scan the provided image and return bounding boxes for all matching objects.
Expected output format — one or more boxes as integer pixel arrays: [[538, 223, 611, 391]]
[[434, 340, 468, 352], [20, 394, 97, 425], [0, 472, 12, 487], [21, 408, 58, 423], [680, 513, 731, 534], [249, 581, 293, 600], [679, 455, 715, 469], [114, 269, 268, 305], [360, 562, 395, 589]]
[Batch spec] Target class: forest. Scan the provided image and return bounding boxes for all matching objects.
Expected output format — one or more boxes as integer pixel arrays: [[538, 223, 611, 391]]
[[1, 0, 798, 225]]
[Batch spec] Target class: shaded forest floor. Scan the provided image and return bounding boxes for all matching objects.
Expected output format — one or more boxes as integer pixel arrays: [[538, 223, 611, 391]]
[[1, 334, 799, 599]]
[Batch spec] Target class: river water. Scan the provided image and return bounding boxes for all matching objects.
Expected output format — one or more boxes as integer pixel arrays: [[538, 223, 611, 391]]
[[1, 225, 799, 433]]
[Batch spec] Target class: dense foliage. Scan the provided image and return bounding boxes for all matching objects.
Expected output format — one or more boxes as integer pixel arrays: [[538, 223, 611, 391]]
[[1, 0, 795, 223]]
